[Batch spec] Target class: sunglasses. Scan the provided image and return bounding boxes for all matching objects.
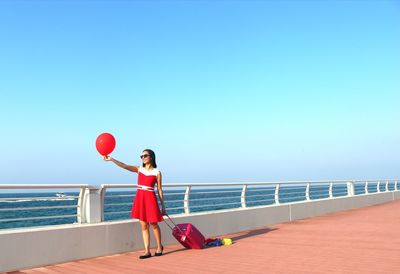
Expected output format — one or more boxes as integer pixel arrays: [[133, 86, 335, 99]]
[[140, 154, 151, 159]]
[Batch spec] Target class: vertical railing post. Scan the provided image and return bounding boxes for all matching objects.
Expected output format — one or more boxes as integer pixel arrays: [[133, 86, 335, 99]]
[[365, 181, 369, 194], [274, 184, 280, 205], [305, 183, 310, 201], [377, 181, 381, 193], [347, 181, 354, 196], [77, 187, 86, 224], [241, 184, 247, 208], [183, 185, 191, 214], [329, 182, 333, 198], [385, 180, 389, 192], [80, 185, 102, 224], [100, 186, 106, 221]]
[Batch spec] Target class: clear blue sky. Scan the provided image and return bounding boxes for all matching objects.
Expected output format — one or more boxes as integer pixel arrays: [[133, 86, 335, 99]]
[[0, 1, 399, 185]]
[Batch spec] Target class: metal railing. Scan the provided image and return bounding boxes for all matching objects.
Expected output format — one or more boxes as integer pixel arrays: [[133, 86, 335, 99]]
[[0, 180, 398, 229], [101, 179, 399, 219], [0, 184, 88, 229]]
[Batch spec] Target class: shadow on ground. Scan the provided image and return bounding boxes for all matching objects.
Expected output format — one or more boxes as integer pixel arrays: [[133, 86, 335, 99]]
[[229, 227, 278, 242]]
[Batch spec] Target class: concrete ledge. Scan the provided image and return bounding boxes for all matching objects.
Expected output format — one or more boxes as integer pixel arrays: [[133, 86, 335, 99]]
[[289, 192, 395, 221], [1, 191, 399, 272]]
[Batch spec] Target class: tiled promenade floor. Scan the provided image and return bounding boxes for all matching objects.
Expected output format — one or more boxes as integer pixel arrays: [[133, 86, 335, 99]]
[[8, 200, 400, 274]]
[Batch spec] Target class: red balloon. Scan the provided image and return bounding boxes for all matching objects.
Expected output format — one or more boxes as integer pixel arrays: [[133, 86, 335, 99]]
[[96, 133, 116, 156]]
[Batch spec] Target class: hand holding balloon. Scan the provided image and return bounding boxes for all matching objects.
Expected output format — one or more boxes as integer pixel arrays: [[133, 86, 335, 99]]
[[103, 155, 112, 161], [98, 133, 134, 172]]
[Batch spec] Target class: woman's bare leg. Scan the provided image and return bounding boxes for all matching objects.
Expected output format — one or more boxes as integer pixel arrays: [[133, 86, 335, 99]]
[[150, 222, 162, 252], [140, 221, 150, 254]]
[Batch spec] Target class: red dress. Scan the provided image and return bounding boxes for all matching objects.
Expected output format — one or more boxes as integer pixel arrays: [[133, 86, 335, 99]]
[[130, 166, 164, 223]]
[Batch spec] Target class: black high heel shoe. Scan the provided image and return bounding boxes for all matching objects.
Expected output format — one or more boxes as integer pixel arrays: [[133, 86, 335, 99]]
[[154, 245, 164, 256], [139, 252, 152, 259]]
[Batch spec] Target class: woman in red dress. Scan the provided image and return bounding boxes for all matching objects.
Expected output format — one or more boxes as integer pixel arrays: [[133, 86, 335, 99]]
[[104, 149, 166, 259]]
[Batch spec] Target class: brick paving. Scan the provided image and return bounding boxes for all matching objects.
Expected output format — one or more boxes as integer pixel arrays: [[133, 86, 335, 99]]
[[8, 200, 400, 274]]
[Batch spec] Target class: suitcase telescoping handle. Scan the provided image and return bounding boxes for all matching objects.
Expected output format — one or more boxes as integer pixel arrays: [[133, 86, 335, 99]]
[[163, 213, 189, 242], [163, 213, 177, 230], [163, 213, 184, 234]]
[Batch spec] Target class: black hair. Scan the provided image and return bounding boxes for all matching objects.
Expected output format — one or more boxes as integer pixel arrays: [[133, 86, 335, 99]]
[[142, 149, 157, 168]]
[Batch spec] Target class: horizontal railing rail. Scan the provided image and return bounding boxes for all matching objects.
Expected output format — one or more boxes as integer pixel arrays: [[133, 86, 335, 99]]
[[0, 184, 89, 228], [0, 180, 398, 229], [0, 184, 90, 189]]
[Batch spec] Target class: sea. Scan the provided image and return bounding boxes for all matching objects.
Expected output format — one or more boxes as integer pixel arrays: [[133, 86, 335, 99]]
[[0, 182, 387, 230]]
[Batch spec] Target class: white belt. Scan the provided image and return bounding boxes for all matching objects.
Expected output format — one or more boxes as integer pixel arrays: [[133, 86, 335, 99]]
[[137, 185, 155, 191]]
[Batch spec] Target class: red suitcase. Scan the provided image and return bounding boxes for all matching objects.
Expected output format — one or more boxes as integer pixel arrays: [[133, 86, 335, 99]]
[[164, 214, 205, 249]]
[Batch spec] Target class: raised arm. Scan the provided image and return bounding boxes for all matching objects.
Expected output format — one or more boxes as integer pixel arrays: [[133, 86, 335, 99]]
[[103, 156, 139, 173]]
